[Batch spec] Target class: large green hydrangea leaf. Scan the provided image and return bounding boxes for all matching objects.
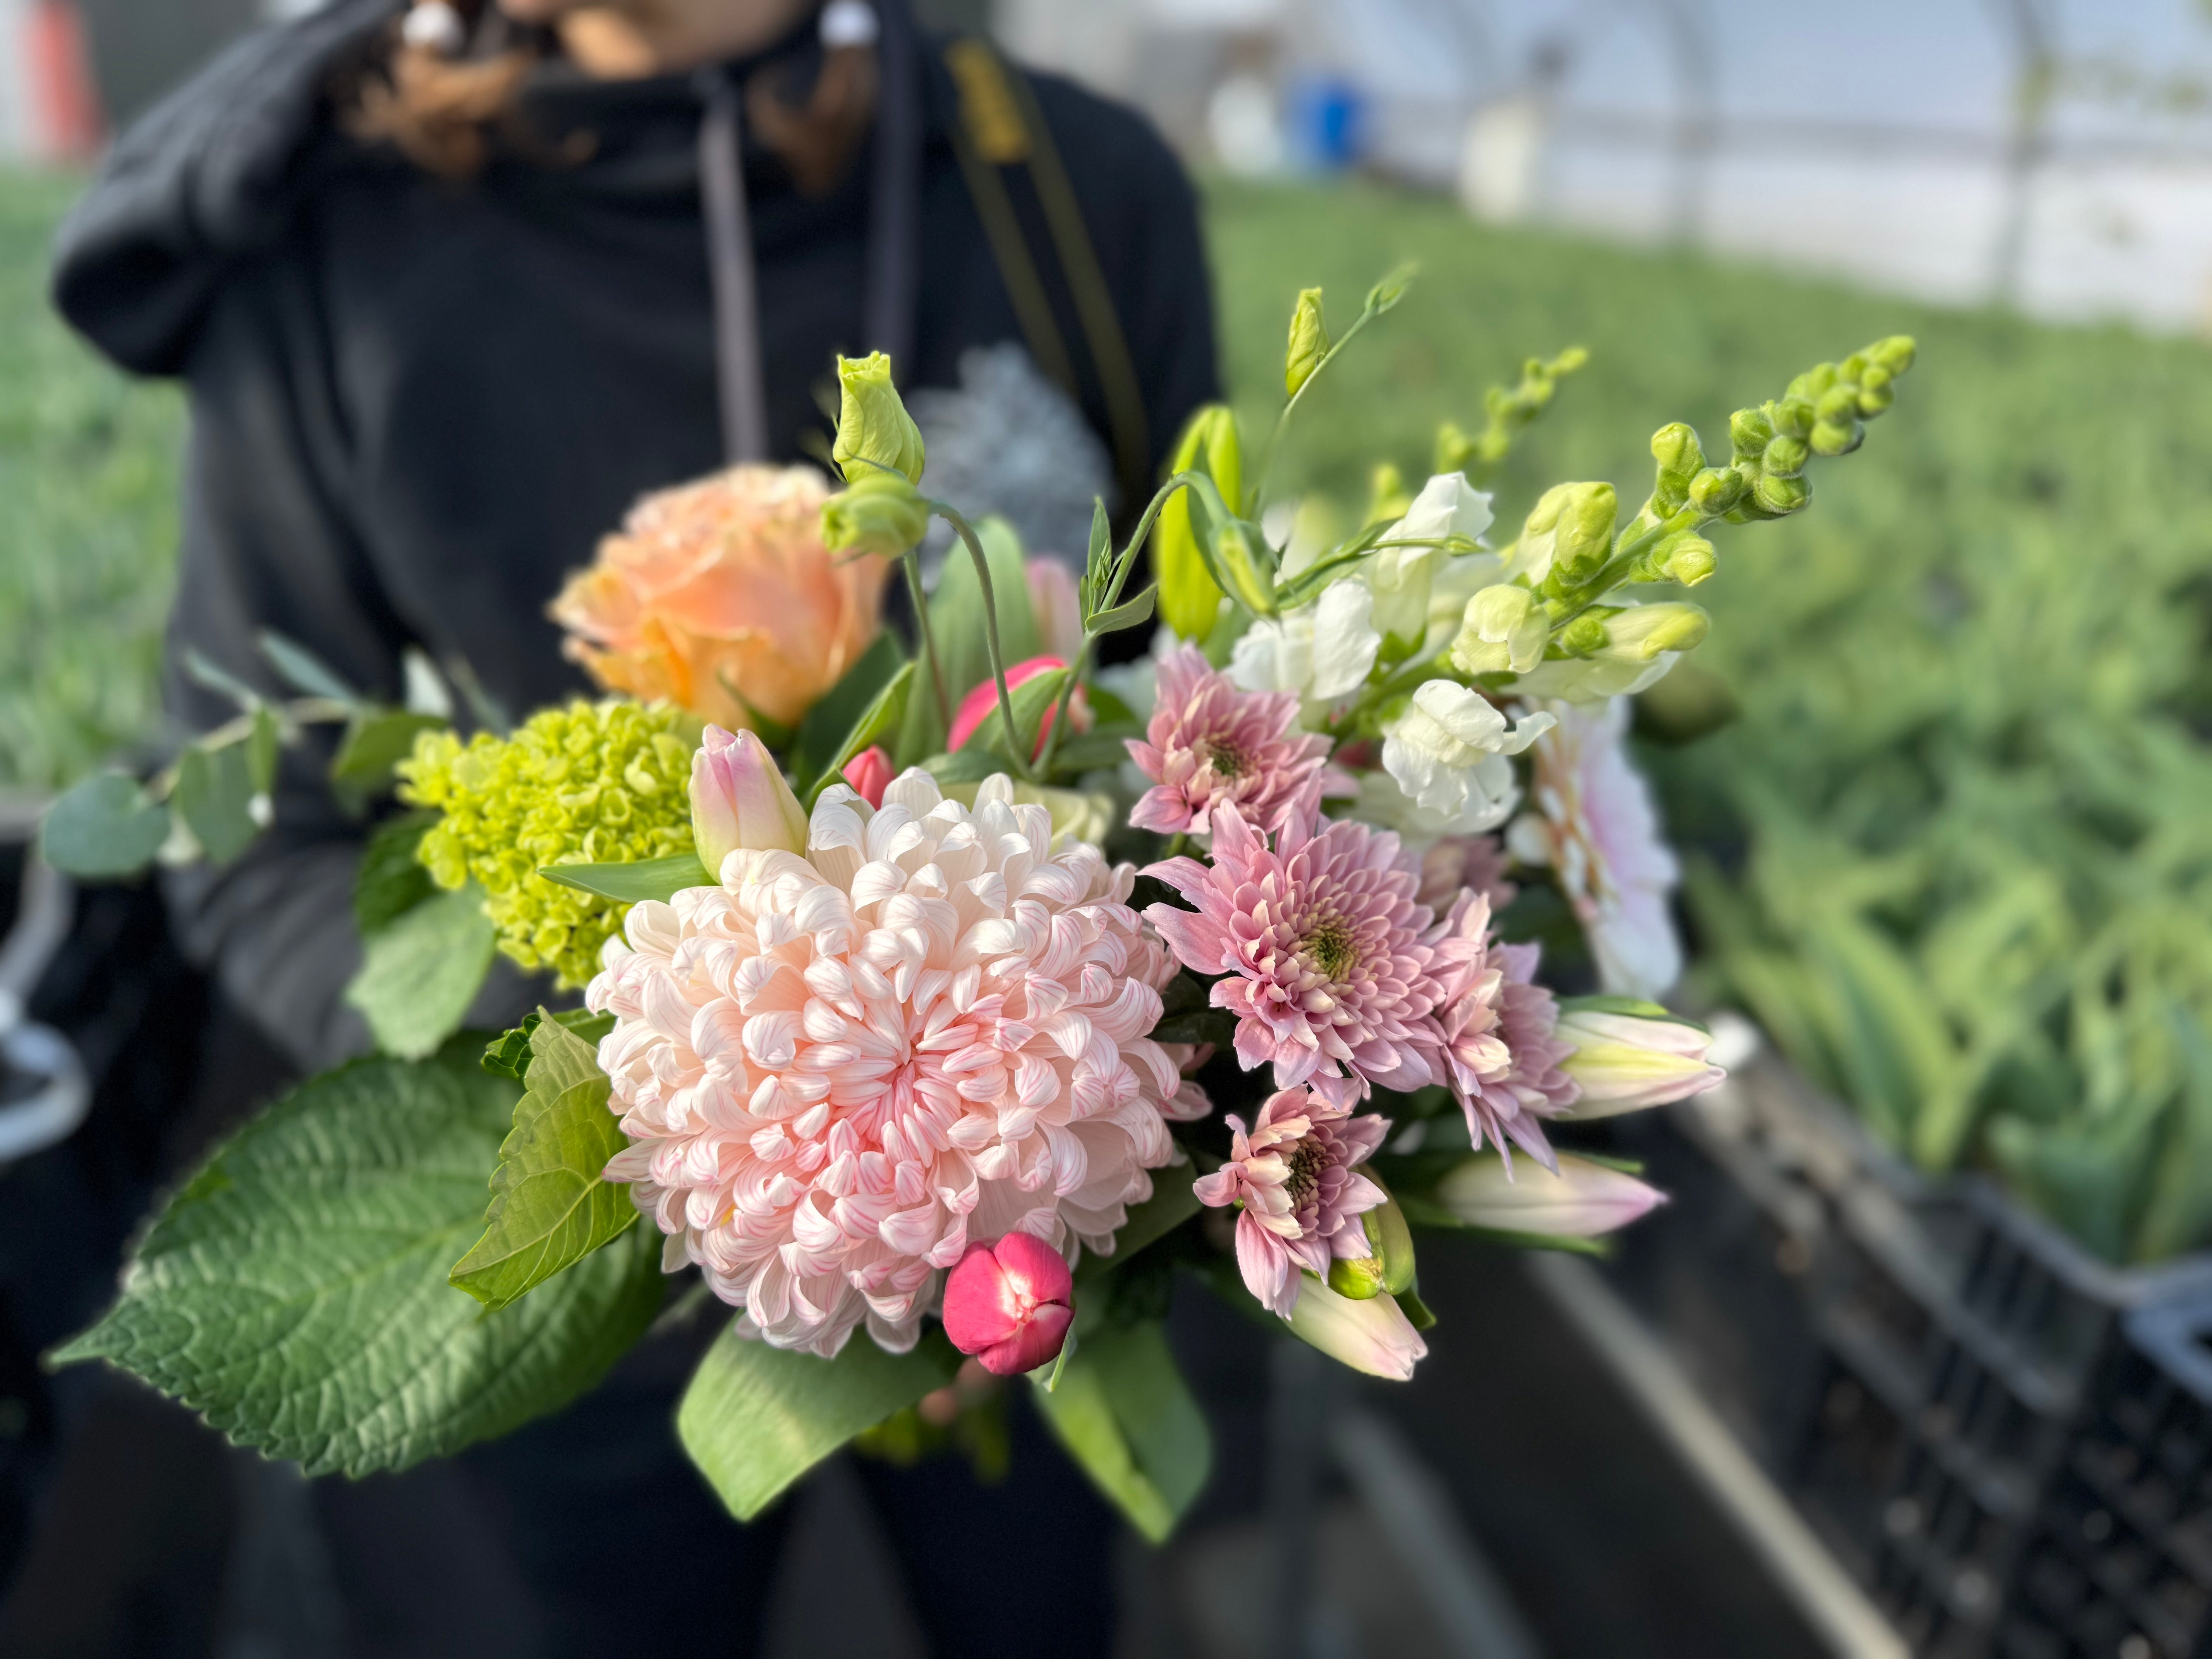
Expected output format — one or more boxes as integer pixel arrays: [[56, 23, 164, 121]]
[[53, 1043, 664, 1477]]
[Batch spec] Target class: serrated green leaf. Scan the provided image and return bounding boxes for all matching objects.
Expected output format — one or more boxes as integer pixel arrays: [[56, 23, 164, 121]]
[[677, 1322, 958, 1520], [806, 661, 914, 805], [331, 710, 447, 807], [39, 771, 169, 878], [790, 630, 903, 785], [538, 851, 713, 905], [345, 884, 497, 1060], [450, 1013, 635, 1310], [176, 740, 260, 865], [354, 811, 438, 935], [52, 1044, 665, 1477], [1029, 1320, 1210, 1543], [482, 1008, 617, 1081]]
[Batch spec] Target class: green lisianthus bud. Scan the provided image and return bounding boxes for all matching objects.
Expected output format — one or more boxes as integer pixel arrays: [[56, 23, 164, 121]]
[[1285, 287, 1330, 397], [1512, 481, 1616, 587], [831, 352, 926, 485], [1155, 405, 1241, 639], [1763, 434, 1809, 477], [821, 470, 930, 557], [1661, 534, 1716, 587], [1450, 583, 1547, 675], [1598, 602, 1709, 662]]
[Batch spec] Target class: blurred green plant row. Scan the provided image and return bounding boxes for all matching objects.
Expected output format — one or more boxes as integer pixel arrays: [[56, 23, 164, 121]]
[[10, 168, 2212, 1263]]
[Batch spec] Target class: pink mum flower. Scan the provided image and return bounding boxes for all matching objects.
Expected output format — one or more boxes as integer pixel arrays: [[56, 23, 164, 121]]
[[588, 771, 1190, 1357], [1144, 804, 1465, 1104], [1193, 1087, 1389, 1317], [1429, 892, 1578, 1171], [1415, 833, 1518, 914], [1507, 697, 1682, 1001], [1128, 645, 1352, 840]]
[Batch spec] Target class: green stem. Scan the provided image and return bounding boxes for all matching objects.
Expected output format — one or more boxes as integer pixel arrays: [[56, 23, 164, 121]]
[[930, 501, 1034, 782], [1253, 306, 1393, 511], [903, 547, 951, 735]]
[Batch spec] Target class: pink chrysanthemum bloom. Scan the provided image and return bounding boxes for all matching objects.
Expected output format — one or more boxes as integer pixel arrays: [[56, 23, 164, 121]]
[[1415, 833, 1518, 914], [1506, 697, 1682, 1001], [1128, 645, 1352, 840], [1144, 804, 1466, 1105], [1194, 1087, 1389, 1317], [1429, 891, 1578, 1171], [588, 771, 1193, 1357]]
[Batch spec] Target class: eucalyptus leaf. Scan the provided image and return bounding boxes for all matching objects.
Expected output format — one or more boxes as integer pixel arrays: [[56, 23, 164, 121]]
[[258, 630, 364, 706], [450, 1013, 635, 1310], [538, 851, 713, 905], [677, 1323, 958, 1520], [1029, 1320, 1210, 1544], [175, 740, 261, 866], [39, 771, 169, 878], [345, 884, 498, 1060], [52, 1043, 665, 1477]]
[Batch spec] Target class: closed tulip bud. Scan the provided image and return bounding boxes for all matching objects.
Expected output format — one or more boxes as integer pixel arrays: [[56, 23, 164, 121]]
[[691, 725, 809, 878], [1286, 287, 1331, 397], [1597, 603, 1709, 663], [1437, 1152, 1666, 1238], [1286, 1274, 1428, 1380], [1511, 481, 1616, 587], [943, 1231, 1074, 1377], [1557, 1000, 1727, 1116], [1451, 582, 1548, 675], [821, 470, 931, 557], [831, 351, 926, 485], [1661, 534, 1716, 587], [840, 745, 893, 808]]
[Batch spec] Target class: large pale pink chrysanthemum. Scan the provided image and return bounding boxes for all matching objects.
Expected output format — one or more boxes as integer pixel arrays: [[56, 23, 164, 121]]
[[587, 771, 1196, 1358], [1506, 697, 1682, 1001], [1429, 891, 1578, 1171], [1144, 804, 1470, 1104], [1128, 646, 1352, 840], [1194, 1087, 1389, 1317]]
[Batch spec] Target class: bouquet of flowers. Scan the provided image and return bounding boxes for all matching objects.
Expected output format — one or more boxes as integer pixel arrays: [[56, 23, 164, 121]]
[[38, 274, 1915, 1539]]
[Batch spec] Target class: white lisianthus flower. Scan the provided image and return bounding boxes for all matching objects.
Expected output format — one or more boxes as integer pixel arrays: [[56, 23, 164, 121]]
[[1230, 579, 1381, 711], [1367, 474, 1494, 650], [1379, 680, 1554, 834]]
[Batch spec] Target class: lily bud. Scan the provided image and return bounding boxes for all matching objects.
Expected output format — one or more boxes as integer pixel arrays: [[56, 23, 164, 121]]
[[1451, 583, 1547, 675], [1437, 1153, 1666, 1238], [1286, 1274, 1428, 1380], [1596, 603, 1709, 663], [690, 725, 809, 878], [840, 745, 893, 808], [943, 1231, 1074, 1378], [1557, 1000, 1726, 1116], [821, 470, 930, 558], [831, 351, 926, 484], [1510, 482, 1616, 587], [1286, 287, 1330, 396]]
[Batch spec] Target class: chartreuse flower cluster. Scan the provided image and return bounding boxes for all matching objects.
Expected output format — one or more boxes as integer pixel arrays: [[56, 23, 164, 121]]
[[399, 699, 697, 987]]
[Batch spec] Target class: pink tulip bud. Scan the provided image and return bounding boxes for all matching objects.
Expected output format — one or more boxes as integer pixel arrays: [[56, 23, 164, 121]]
[[841, 745, 893, 807], [942, 1231, 1074, 1377], [946, 656, 1068, 757], [690, 725, 809, 879]]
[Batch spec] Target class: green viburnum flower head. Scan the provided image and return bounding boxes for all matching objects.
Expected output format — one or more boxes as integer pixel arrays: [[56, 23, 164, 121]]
[[399, 698, 698, 988]]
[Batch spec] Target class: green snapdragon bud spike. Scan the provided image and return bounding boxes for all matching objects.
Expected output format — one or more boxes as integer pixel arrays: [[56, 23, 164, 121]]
[[821, 470, 931, 558], [1435, 344, 1589, 483], [1285, 287, 1331, 397], [1649, 422, 1705, 514], [831, 352, 926, 485]]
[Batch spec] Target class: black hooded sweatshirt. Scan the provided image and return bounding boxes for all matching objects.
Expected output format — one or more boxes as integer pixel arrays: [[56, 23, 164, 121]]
[[51, 0, 1219, 1068]]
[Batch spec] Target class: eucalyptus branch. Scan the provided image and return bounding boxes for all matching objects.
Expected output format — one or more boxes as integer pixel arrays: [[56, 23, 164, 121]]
[[928, 500, 1034, 782]]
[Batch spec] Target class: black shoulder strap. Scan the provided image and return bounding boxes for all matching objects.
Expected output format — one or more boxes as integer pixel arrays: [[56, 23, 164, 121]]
[[942, 38, 1152, 517]]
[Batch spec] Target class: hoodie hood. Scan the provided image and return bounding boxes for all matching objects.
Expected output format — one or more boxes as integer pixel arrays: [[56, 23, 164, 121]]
[[53, 0, 398, 376]]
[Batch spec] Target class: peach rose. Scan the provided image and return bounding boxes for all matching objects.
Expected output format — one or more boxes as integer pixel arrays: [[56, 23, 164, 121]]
[[549, 464, 889, 732]]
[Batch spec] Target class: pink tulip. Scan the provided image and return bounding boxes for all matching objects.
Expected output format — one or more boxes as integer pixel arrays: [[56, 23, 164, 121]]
[[690, 724, 808, 879], [946, 655, 1067, 757], [942, 1231, 1075, 1377], [840, 745, 893, 808]]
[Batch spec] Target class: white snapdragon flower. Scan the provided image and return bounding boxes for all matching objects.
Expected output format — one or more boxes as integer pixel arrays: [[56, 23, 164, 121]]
[[1378, 680, 1553, 835], [1229, 579, 1381, 711], [1367, 474, 1493, 650]]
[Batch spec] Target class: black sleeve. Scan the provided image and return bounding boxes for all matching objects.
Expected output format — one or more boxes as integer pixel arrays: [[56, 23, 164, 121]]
[[162, 252, 528, 1071]]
